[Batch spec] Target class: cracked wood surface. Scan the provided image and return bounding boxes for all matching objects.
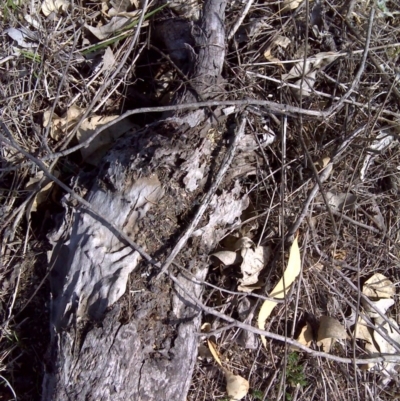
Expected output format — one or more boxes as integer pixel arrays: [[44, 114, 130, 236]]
[[41, 2, 251, 400]]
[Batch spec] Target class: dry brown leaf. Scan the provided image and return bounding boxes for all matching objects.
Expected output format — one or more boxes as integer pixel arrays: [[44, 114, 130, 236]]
[[210, 250, 240, 266], [258, 236, 301, 346], [224, 369, 249, 401], [317, 316, 346, 352], [281, 0, 302, 12], [362, 273, 395, 299], [43, 105, 83, 141], [77, 115, 136, 165], [297, 322, 313, 346], [25, 171, 59, 213]]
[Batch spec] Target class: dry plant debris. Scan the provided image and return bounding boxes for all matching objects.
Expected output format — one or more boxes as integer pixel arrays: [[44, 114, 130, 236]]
[[258, 236, 301, 347], [1, 0, 400, 400]]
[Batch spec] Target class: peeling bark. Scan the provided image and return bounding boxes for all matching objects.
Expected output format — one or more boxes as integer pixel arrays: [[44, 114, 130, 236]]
[[42, 1, 256, 400]]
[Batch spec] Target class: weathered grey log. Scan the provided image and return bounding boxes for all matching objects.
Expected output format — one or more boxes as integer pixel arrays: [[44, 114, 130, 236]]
[[41, 1, 257, 399]]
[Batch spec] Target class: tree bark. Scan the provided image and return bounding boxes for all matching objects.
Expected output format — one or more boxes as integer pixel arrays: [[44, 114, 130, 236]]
[[42, 1, 255, 399]]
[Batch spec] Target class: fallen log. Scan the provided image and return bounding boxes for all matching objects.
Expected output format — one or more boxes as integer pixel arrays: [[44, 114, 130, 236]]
[[42, 1, 256, 399]]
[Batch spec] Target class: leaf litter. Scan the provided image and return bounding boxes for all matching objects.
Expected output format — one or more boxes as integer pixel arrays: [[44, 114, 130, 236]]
[[3, 0, 400, 400]]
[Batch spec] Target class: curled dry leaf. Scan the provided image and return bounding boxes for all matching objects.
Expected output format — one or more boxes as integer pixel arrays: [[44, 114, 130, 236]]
[[43, 105, 83, 141], [224, 369, 249, 401], [238, 244, 271, 291], [211, 250, 241, 266], [41, 0, 70, 16], [362, 273, 395, 299], [258, 236, 301, 346], [317, 316, 346, 352]]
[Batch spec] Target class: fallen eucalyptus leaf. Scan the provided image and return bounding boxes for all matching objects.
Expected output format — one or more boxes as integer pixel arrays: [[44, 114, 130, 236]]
[[258, 236, 301, 346]]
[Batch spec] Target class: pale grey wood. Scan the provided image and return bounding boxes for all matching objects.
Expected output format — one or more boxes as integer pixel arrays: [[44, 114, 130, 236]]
[[41, 2, 253, 400]]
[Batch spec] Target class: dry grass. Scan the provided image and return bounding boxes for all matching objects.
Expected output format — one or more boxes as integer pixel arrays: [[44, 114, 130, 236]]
[[1, 0, 400, 400]]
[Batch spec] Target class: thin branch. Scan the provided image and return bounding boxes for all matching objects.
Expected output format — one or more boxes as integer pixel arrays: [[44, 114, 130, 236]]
[[227, 0, 254, 41], [169, 272, 400, 365], [286, 125, 366, 243], [326, 6, 374, 115]]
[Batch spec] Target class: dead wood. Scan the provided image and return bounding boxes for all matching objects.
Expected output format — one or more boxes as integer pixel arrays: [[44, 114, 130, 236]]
[[40, 1, 257, 400]]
